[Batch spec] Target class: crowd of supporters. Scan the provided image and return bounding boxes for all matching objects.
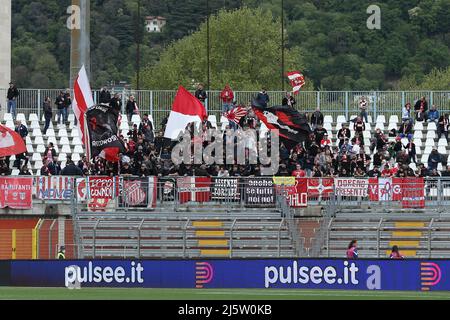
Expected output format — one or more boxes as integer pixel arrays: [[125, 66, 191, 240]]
[[2, 85, 450, 179]]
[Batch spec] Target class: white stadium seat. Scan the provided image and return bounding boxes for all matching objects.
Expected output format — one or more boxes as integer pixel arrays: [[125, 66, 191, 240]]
[[26, 145, 34, 154], [68, 114, 75, 123], [438, 146, 447, 155], [61, 145, 72, 154], [34, 136, 45, 146], [409, 163, 417, 171], [335, 123, 343, 131], [16, 113, 26, 123], [47, 137, 57, 146], [59, 153, 67, 161], [30, 121, 40, 129], [414, 131, 423, 139], [32, 153, 42, 161], [36, 145, 45, 153], [376, 115, 386, 123], [121, 114, 128, 123], [60, 137, 70, 146], [26, 136, 32, 145], [5, 120, 14, 129], [414, 122, 423, 131], [72, 137, 82, 146], [207, 115, 217, 128], [324, 115, 333, 124], [423, 146, 433, 155], [401, 138, 409, 146], [73, 145, 84, 154], [367, 115, 373, 123], [220, 116, 229, 130], [45, 129, 55, 137], [336, 115, 347, 124], [389, 115, 399, 124], [426, 131, 436, 140], [70, 129, 80, 138], [428, 122, 437, 131], [438, 139, 448, 147], [34, 161, 43, 171], [413, 138, 422, 147], [58, 129, 68, 137], [131, 115, 142, 125], [29, 114, 39, 122], [120, 122, 129, 131], [425, 139, 435, 147], [324, 123, 333, 132], [421, 154, 429, 163], [375, 123, 385, 131], [3, 113, 13, 122], [33, 128, 43, 137], [416, 147, 422, 155], [71, 153, 81, 162], [388, 122, 397, 131], [11, 169, 19, 176]]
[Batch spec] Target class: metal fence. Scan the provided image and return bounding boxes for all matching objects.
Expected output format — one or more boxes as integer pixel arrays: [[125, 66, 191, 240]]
[[1, 88, 449, 130]]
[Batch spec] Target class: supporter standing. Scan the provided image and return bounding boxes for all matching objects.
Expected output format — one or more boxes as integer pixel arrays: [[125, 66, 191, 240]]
[[255, 88, 270, 108], [55, 91, 66, 125], [282, 92, 296, 108], [99, 88, 111, 104], [126, 95, 138, 120], [438, 114, 449, 140], [7, 82, 19, 120], [14, 120, 29, 169], [63, 89, 72, 124], [195, 83, 208, 105], [414, 96, 428, 113], [43, 96, 53, 135], [220, 85, 234, 113], [310, 107, 324, 130], [359, 96, 369, 123]]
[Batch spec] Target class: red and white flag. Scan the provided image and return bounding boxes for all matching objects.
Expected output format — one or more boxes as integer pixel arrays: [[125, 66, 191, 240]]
[[35, 176, 75, 200], [224, 106, 247, 125], [177, 177, 211, 204], [72, 65, 94, 160], [0, 124, 26, 157], [308, 178, 334, 200], [369, 178, 402, 201], [286, 71, 306, 94], [164, 86, 207, 140]]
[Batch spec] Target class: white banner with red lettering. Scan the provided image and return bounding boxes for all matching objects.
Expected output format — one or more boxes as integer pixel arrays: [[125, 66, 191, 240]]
[[335, 178, 369, 197], [76, 176, 120, 210]]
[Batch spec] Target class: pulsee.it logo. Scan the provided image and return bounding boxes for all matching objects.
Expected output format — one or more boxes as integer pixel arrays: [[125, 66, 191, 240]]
[[195, 262, 214, 288], [420, 262, 442, 291]]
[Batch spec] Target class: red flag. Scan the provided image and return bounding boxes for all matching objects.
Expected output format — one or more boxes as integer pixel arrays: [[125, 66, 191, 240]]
[[164, 86, 208, 140], [0, 124, 26, 157], [286, 71, 306, 94], [99, 147, 120, 163], [73, 65, 94, 160], [224, 105, 247, 124]]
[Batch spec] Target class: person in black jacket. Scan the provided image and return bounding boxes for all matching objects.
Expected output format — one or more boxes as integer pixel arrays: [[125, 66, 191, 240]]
[[7, 82, 19, 120], [61, 160, 83, 176], [43, 96, 53, 135], [310, 107, 324, 129], [414, 96, 428, 113], [99, 88, 111, 104], [110, 93, 122, 113], [282, 92, 296, 108], [195, 84, 207, 104], [255, 88, 270, 108], [55, 91, 66, 125], [126, 96, 138, 120], [63, 90, 72, 123], [438, 114, 450, 140]]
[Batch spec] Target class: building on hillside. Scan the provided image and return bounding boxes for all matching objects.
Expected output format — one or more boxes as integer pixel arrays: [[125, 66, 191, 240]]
[[145, 16, 166, 33]]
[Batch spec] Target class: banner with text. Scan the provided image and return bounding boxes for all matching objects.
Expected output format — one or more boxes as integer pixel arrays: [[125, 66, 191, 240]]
[[335, 178, 369, 197], [0, 177, 33, 209]]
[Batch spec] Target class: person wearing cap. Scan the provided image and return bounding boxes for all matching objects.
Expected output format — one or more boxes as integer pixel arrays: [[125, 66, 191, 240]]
[[57, 246, 66, 260], [7, 82, 19, 120]]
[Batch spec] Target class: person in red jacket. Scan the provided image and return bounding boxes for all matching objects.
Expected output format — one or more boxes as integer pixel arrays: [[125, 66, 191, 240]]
[[220, 84, 234, 113]]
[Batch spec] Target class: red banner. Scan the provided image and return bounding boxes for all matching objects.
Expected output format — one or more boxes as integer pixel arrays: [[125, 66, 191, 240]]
[[402, 177, 425, 208], [0, 177, 33, 209], [77, 176, 120, 210], [273, 177, 308, 208], [178, 177, 211, 204]]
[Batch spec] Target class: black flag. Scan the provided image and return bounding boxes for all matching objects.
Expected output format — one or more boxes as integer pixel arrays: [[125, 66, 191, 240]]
[[86, 104, 126, 159], [252, 100, 311, 149]]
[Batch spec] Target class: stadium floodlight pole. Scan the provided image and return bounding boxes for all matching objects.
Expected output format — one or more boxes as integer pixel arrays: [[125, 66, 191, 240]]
[[136, 0, 141, 90], [281, 0, 285, 92], [206, 0, 211, 91]]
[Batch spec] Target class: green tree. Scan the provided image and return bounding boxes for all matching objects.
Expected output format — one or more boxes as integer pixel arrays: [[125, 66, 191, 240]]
[[139, 8, 306, 91]]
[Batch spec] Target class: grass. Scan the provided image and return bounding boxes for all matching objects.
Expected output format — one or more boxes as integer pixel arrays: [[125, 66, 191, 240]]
[[1, 287, 450, 300]]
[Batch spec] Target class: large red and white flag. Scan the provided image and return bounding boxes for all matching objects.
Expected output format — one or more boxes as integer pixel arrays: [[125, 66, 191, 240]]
[[177, 177, 211, 204], [164, 86, 207, 140], [308, 178, 334, 200], [369, 178, 403, 201], [72, 65, 94, 160], [0, 125, 26, 157], [286, 71, 306, 94], [224, 105, 247, 125]]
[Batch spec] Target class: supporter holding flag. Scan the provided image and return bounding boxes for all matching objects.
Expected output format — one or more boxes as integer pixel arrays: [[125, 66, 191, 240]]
[[389, 245, 404, 259], [346, 240, 358, 259], [220, 84, 234, 112], [282, 92, 296, 108]]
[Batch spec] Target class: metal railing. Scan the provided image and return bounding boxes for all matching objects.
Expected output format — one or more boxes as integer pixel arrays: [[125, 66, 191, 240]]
[[1, 88, 449, 130]]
